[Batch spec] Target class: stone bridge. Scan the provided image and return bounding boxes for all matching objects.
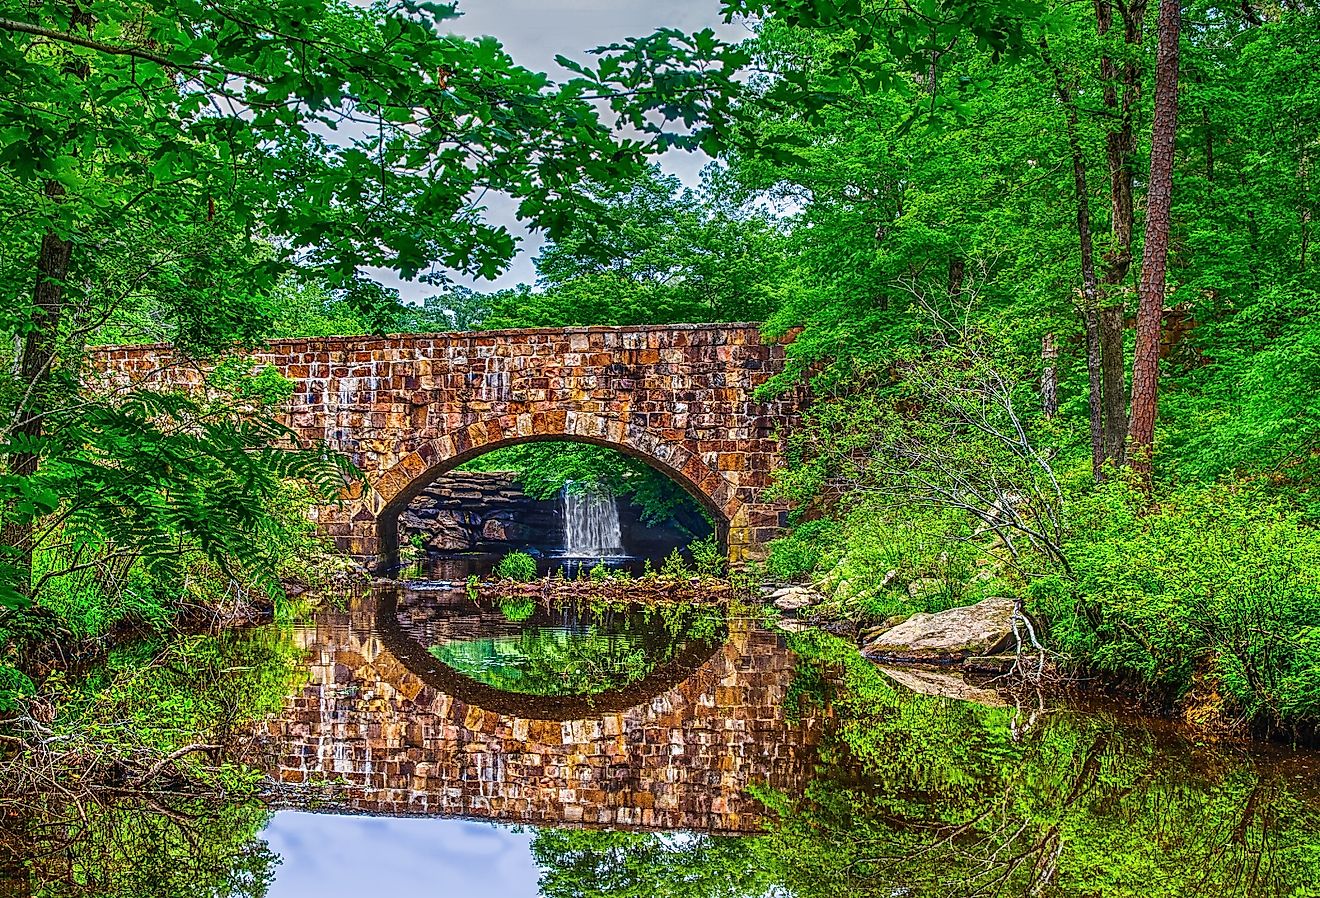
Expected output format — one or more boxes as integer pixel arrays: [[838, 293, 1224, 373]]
[[261, 591, 825, 833], [90, 324, 800, 567]]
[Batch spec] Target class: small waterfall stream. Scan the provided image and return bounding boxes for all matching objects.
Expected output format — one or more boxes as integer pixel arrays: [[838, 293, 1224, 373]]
[[562, 486, 623, 556]]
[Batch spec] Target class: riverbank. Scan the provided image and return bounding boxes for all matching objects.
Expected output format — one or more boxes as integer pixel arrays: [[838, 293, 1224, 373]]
[[763, 572, 1320, 746]]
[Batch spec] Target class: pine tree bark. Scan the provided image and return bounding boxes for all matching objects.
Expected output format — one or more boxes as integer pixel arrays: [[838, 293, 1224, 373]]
[[1128, 0, 1183, 487]]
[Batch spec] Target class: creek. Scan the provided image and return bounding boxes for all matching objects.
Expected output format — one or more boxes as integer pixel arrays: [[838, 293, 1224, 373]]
[[8, 582, 1320, 897]]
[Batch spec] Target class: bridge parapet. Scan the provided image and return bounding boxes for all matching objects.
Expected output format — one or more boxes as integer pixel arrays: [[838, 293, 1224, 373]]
[[90, 324, 800, 566]]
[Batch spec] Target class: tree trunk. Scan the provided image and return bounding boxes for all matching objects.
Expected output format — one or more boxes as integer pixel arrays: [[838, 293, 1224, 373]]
[[1099, 306, 1128, 466], [1, 181, 72, 591], [1083, 311, 1105, 476], [947, 257, 965, 302], [1094, 0, 1145, 469], [1046, 41, 1106, 477], [1041, 333, 1059, 419], [1128, 0, 1183, 487]]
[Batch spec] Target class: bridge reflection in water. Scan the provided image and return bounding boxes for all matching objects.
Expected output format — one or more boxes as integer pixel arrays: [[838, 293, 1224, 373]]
[[261, 591, 825, 834]]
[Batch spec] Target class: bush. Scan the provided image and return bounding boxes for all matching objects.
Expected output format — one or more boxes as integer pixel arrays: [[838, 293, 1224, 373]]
[[496, 551, 538, 582], [765, 519, 839, 580], [689, 535, 726, 578], [1048, 480, 1320, 725]]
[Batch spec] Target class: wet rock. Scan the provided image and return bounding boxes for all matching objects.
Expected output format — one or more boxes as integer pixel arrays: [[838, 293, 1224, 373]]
[[874, 665, 1007, 707], [861, 596, 1016, 664]]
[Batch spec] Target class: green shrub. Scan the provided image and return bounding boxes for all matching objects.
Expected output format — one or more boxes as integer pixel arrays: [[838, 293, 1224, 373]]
[[496, 551, 538, 582], [661, 549, 689, 579], [690, 535, 727, 578], [765, 520, 839, 580], [1050, 480, 1320, 724]]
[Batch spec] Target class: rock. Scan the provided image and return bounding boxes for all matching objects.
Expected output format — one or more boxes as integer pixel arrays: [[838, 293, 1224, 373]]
[[773, 617, 811, 633], [861, 596, 1016, 664], [906, 577, 944, 601], [761, 583, 824, 612], [874, 665, 1006, 707]]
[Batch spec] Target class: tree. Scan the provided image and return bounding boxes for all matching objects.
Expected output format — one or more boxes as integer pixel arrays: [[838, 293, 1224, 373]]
[[1127, 0, 1183, 487], [0, 0, 644, 597]]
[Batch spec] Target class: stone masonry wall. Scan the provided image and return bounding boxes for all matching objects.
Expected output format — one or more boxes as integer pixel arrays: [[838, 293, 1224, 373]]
[[89, 325, 800, 567]]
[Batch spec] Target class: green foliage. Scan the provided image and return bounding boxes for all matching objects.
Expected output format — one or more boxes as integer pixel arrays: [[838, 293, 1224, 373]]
[[660, 549, 689, 580], [689, 536, 727, 578], [465, 574, 480, 602], [1048, 480, 1320, 722], [764, 519, 839, 580], [3, 366, 356, 612], [496, 551, 538, 583], [461, 441, 710, 532]]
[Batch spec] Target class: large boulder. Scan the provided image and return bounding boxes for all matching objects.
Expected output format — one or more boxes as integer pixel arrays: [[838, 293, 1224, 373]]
[[861, 596, 1017, 664]]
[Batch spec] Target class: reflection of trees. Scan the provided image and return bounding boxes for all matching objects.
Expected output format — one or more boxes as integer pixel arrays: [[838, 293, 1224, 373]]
[[760, 632, 1320, 898], [4, 798, 276, 898], [429, 604, 721, 696], [531, 829, 772, 898], [0, 628, 302, 897], [432, 629, 654, 696], [527, 632, 1320, 898]]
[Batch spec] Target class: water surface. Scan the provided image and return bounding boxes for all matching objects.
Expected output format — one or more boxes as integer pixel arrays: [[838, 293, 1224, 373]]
[[10, 585, 1320, 897]]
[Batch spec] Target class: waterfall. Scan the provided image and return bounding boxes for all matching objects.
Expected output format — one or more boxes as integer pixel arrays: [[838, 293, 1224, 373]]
[[562, 485, 623, 556]]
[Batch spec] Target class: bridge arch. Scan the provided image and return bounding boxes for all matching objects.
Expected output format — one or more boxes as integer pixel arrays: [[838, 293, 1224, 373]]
[[371, 411, 741, 568]]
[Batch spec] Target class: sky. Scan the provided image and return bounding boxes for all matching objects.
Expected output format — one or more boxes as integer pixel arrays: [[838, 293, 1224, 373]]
[[367, 0, 746, 300], [263, 812, 543, 897]]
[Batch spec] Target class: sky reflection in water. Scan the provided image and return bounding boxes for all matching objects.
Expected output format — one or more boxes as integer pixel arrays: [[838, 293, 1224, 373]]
[[262, 812, 540, 897]]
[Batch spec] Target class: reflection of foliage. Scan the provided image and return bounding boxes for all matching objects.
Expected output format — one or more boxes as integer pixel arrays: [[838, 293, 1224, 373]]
[[430, 628, 653, 696], [15, 799, 276, 898], [532, 829, 771, 898], [429, 604, 722, 696], [3, 626, 303, 897], [758, 631, 1320, 898], [499, 595, 536, 622], [44, 627, 304, 763], [496, 551, 538, 582], [528, 628, 1320, 898]]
